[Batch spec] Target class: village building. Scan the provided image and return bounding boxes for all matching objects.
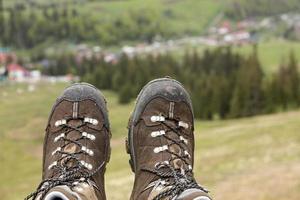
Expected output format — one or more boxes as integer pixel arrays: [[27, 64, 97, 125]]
[[6, 63, 30, 82]]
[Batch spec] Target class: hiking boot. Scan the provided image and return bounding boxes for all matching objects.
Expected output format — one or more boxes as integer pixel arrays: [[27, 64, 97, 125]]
[[26, 83, 111, 200], [126, 78, 211, 200]]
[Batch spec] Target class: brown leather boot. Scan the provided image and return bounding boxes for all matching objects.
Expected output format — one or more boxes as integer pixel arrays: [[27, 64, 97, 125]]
[[26, 83, 111, 200], [126, 78, 211, 200]]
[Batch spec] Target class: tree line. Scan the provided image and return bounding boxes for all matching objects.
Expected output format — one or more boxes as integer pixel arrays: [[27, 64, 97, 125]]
[[40, 47, 300, 120], [0, 2, 170, 48], [225, 0, 300, 20]]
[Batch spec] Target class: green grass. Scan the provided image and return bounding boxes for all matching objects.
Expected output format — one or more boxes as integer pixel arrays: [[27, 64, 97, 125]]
[[184, 39, 300, 74], [233, 39, 300, 73], [0, 83, 300, 200]]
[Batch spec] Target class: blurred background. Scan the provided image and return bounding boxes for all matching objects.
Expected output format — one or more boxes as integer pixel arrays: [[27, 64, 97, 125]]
[[0, 0, 300, 199]]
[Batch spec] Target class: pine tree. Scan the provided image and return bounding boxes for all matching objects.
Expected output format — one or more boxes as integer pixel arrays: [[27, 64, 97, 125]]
[[211, 75, 231, 118], [119, 83, 132, 104], [263, 76, 278, 113], [275, 51, 300, 109], [0, 0, 4, 44], [287, 51, 300, 106], [230, 47, 264, 118]]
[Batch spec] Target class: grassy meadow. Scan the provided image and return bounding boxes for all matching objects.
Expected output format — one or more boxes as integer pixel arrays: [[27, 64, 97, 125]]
[[233, 39, 300, 73], [183, 39, 300, 74], [0, 82, 300, 200]]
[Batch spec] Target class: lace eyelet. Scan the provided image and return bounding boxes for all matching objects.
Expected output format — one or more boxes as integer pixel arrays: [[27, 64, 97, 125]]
[[184, 150, 191, 158], [151, 130, 165, 137], [151, 116, 165, 122], [54, 133, 65, 142], [80, 160, 93, 170], [81, 146, 94, 156], [89, 134, 96, 140], [55, 119, 67, 127], [82, 132, 96, 141], [153, 145, 168, 153], [178, 121, 189, 129], [48, 161, 57, 170], [180, 136, 188, 144], [82, 132, 88, 137], [84, 117, 98, 125], [88, 150, 94, 156], [87, 164, 93, 170], [51, 147, 62, 156]]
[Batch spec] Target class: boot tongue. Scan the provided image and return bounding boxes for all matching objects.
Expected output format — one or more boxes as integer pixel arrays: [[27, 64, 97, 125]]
[[43, 182, 98, 200], [61, 119, 83, 168]]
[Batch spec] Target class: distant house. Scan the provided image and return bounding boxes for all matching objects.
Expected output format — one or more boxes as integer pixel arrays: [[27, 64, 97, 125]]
[[0, 54, 8, 78], [0, 66, 7, 81], [104, 53, 118, 64], [7, 63, 29, 81], [218, 21, 231, 35], [0, 53, 11, 81], [0, 53, 8, 64], [122, 46, 135, 57], [224, 31, 251, 45]]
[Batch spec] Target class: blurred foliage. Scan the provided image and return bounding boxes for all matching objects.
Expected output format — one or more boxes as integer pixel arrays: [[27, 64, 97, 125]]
[[1, 0, 220, 48], [225, 0, 300, 20], [1, 6, 166, 47], [38, 47, 300, 120]]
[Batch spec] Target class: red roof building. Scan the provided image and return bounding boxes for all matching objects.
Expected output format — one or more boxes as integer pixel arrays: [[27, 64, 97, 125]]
[[0, 53, 8, 64], [7, 63, 29, 81]]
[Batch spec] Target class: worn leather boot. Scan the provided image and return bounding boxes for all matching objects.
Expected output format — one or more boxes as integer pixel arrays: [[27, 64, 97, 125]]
[[126, 78, 211, 200], [25, 83, 111, 200]]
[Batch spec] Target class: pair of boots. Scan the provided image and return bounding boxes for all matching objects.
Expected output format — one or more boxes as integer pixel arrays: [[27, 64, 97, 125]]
[[26, 78, 211, 200]]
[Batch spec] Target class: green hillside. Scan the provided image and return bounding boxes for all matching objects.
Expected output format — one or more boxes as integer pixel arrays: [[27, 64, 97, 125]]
[[3, 0, 300, 74], [234, 40, 300, 73], [3, 0, 300, 49], [0, 83, 299, 200], [183, 39, 300, 73], [225, 0, 300, 20], [2, 0, 223, 48]]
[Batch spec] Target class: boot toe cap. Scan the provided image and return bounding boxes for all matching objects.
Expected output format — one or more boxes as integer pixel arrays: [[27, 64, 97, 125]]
[[133, 78, 193, 123], [176, 189, 212, 200]]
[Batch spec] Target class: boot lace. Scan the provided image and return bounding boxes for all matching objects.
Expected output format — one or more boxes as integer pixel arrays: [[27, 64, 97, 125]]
[[25, 117, 104, 200], [142, 115, 208, 200]]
